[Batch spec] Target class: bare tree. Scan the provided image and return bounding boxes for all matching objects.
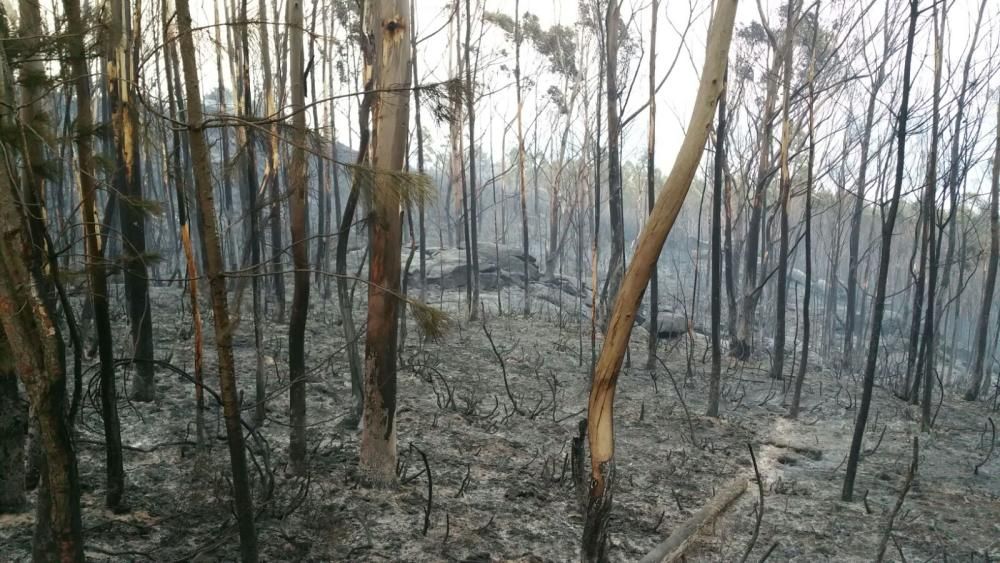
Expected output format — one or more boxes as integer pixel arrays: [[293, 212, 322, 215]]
[[769, 0, 799, 381], [965, 98, 999, 400], [646, 0, 660, 369], [174, 0, 258, 555], [64, 0, 125, 510], [842, 0, 920, 503]]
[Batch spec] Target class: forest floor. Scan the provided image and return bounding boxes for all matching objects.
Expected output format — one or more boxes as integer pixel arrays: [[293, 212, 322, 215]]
[[1, 282, 999, 562]]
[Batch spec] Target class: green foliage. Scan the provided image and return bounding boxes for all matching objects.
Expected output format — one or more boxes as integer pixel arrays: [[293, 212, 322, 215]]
[[349, 163, 434, 220], [484, 10, 577, 77]]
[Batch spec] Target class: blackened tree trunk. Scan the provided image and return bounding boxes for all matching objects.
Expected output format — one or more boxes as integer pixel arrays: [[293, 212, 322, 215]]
[[917, 5, 944, 431], [599, 0, 625, 327], [311, 4, 328, 292], [842, 0, 919, 503], [646, 0, 660, 370], [336, 29, 374, 426], [708, 76, 726, 418], [359, 0, 411, 486], [108, 0, 155, 401], [260, 0, 286, 321], [65, 0, 125, 509], [465, 0, 481, 320], [287, 0, 311, 477], [237, 0, 266, 429], [175, 0, 258, 555], [162, 0, 205, 442], [515, 0, 530, 315], [791, 17, 818, 418], [410, 0, 427, 298], [770, 0, 798, 381], [733, 28, 781, 360], [966, 98, 1000, 400], [844, 14, 888, 363]]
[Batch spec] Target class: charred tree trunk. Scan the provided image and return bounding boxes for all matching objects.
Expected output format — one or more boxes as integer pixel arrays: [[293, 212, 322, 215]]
[[599, 0, 625, 327], [237, 0, 265, 429], [917, 5, 943, 431], [410, 0, 427, 298], [260, 0, 286, 321], [175, 0, 259, 555], [845, 2, 890, 363], [732, 28, 781, 360], [791, 20, 818, 418], [287, 0, 311, 477], [108, 0, 155, 401], [336, 30, 374, 426], [708, 76, 726, 418], [842, 0, 919, 503], [465, 0, 480, 319], [770, 0, 798, 381], [66, 0, 125, 509], [966, 99, 1000, 401], [515, 0, 530, 315], [646, 0, 660, 370]]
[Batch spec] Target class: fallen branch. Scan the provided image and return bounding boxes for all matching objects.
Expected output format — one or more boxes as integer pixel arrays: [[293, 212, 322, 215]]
[[638, 477, 748, 563], [739, 444, 765, 563]]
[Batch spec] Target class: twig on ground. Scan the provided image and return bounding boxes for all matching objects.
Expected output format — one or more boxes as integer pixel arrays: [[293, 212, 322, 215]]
[[481, 310, 520, 415], [739, 443, 765, 563], [759, 541, 780, 562], [875, 436, 919, 562], [974, 417, 995, 475], [409, 443, 433, 536]]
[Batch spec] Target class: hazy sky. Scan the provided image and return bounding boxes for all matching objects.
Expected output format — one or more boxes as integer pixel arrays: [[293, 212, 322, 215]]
[[29, 0, 993, 190]]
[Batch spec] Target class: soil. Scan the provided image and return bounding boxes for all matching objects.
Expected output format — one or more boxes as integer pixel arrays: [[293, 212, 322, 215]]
[[0, 283, 998, 562]]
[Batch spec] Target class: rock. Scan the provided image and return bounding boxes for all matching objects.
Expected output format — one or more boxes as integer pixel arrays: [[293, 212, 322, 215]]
[[790, 268, 807, 286], [645, 311, 688, 338], [408, 244, 540, 289]]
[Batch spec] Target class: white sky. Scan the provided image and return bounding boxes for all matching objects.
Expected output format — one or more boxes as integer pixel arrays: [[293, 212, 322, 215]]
[[25, 0, 999, 192]]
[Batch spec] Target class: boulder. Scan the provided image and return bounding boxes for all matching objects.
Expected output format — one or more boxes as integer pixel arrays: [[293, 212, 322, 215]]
[[409, 244, 540, 289], [644, 311, 688, 338]]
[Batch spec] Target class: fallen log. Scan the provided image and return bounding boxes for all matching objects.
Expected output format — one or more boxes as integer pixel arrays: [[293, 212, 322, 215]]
[[639, 477, 748, 563]]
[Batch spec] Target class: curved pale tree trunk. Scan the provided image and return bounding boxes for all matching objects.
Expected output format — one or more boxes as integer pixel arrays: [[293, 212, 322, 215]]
[[582, 1, 737, 557]]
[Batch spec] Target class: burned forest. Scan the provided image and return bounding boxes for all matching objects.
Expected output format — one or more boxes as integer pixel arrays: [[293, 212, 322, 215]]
[[2, 0, 1000, 561]]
